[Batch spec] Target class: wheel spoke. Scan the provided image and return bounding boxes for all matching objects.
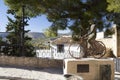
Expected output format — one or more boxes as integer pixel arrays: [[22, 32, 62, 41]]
[[92, 41, 106, 58]]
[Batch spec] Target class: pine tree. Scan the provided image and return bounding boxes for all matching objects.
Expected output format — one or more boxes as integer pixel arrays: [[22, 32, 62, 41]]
[[5, 10, 35, 57]]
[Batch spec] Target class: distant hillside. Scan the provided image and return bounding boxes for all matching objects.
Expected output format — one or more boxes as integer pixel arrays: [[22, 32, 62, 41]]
[[0, 32, 46, 40], [0, 32, 72, 40], [26, 32, 46, 39], [58, 32, 72, 37], [0, 32, 9, 38]]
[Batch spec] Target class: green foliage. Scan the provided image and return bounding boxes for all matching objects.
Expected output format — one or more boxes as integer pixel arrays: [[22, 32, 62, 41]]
[[44, 27, 57, 38], [0, 37, 8, 55], [106, 0, 120, 28], [4, 0, 110, 39], [30, 38, 50, 49], [5, 10, 35, 57], [4, 0, 44, 17], [107, 0, 120, 13], [105, 28, 115, 37], [42, 0, 108, 35], [0, 37, 2, 42]]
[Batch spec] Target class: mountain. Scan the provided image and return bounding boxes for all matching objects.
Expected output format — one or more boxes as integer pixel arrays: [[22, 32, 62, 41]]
[[58, 32, 72, 37], [26, 32, 46, 39], [0, 32, 9, 38], [0, 32, 46, 40], [0, 32, 72, 40]]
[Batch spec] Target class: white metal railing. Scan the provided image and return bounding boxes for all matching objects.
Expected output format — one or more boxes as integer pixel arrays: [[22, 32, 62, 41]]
[[115, 58, 120, 72], [36, 49, 74, 59]]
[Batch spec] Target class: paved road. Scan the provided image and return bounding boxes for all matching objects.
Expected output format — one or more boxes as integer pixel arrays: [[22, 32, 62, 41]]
[[0, 65, 120, 80]]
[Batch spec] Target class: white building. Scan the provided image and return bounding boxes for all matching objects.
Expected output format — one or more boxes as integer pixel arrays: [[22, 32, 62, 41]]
[[36, 30, 117, 59]]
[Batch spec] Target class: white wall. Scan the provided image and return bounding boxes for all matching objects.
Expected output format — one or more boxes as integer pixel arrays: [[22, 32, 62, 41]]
[[96, 29, 117, 57], [96, 32, 104, 39]]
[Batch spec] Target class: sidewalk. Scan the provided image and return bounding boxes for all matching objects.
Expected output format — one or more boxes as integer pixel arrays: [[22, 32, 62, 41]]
[[0, 65, 65, 80], [115, 72, 120, 80], [0, 65, 120, 80]]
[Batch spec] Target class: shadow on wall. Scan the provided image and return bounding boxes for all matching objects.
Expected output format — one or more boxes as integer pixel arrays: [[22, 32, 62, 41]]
[[103, 48, 116, 58]]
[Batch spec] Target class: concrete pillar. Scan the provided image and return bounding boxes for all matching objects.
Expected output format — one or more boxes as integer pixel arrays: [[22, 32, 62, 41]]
[[112, 25, 117, 57], [113, 25, 120, 57], [63, 58, 114, 80], [116, 26, 120, 57]]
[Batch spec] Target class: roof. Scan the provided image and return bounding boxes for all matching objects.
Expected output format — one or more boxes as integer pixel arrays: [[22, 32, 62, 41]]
[[51, 37, 72, 44]]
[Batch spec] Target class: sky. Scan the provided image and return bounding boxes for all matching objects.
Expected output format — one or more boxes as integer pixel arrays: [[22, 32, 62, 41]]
[[0, 0, 69, 33]]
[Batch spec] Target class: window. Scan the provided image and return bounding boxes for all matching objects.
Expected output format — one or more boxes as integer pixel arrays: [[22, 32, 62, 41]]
[[77, 64, 89, 73], [57, 44, 64, 53]]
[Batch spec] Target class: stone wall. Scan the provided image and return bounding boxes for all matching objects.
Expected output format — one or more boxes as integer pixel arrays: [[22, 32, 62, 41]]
[[0, 56, 63, 68]]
